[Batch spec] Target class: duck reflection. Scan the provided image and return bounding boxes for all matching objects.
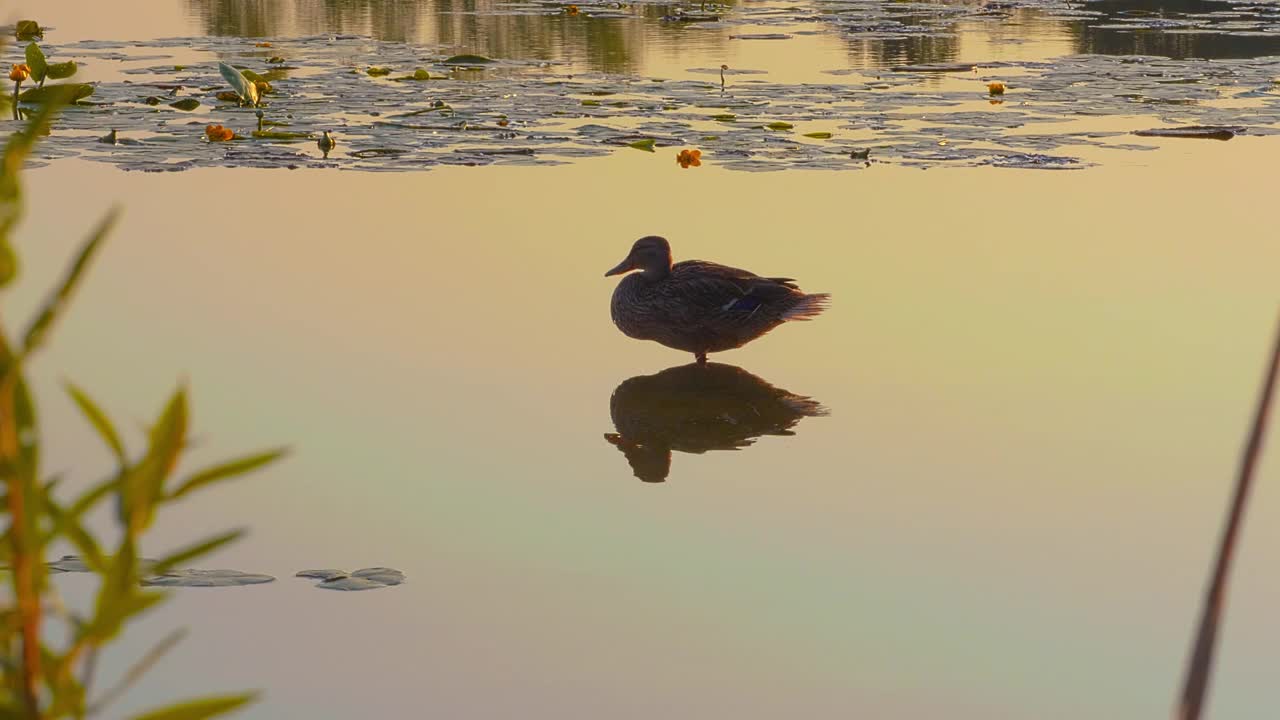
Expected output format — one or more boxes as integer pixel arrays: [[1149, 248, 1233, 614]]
[[604, 363, 827, 483]]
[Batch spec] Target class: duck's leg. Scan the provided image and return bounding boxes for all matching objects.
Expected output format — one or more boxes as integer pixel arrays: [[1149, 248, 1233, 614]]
[[695, 351, 707, 364]]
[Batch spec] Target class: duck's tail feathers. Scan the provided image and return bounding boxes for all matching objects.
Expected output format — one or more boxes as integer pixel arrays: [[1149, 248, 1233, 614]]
[[783, 293, 830, 321]]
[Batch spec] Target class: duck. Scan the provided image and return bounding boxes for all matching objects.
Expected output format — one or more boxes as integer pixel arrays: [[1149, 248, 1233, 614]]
[[605, 236, 829, 363], [317, 130, 336, 156]]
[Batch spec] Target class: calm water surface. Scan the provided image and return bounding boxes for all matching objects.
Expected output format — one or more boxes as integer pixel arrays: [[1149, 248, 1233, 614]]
[[6, 1, 1280, 718]]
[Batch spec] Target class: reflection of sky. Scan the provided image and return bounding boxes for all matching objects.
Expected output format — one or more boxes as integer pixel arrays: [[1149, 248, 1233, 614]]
[[13, 144, 1280, 719], [8, 1, 1280, 719]]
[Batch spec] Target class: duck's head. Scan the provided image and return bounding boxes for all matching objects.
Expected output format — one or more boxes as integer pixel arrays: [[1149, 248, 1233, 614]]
[[605, 235, 672, 278]]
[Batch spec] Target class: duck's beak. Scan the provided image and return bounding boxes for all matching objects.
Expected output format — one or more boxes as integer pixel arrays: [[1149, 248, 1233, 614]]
[[604, 257, 633, 277]]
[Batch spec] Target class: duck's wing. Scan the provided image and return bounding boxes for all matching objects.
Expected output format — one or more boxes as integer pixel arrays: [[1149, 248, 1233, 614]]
[[666, 261, 800, 317]]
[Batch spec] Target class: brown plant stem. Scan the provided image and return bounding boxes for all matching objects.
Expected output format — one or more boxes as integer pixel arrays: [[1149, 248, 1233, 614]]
[[0, 335, 40, 717], [1176, 309, 1280, 720]]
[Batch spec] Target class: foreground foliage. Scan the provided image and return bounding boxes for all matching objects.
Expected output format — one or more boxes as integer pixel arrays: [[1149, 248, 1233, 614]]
[[1, 87, 285, 719]]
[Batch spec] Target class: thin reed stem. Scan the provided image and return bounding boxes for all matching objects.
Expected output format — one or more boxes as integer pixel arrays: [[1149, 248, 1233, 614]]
[[1176, 309, 1280, 720]]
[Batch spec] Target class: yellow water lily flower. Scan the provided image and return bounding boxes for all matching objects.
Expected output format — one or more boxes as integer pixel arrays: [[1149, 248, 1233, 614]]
[[565, 4, 580, 15], [10, 64, 31, 82], [676, 148, 702, 168], [987, 81, 1006, 95], [205, 124, 235, 142]]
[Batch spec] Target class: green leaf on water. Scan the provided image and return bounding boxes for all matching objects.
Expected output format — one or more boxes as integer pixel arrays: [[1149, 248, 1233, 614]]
[[267, 56, 284, 64], [627, 139, 656, 152], [711, 114, 735, 121], [168, 98, 200, 111], [803, 132, 833, 139], [414, 68, 430, 81], [24, 43, 47, 84], [15, 20, 42, 41], [766, 121, 794, 131], [173, 65, 187, 72], [443, 54, 493, 64], [250, 130, 310, 140], [366, 67, 392, 77], [46, 61, 76, 80], [168, 448, 287, 501], [128, 693, 257, 720], [581, 99, 600, 106], [18, 83, 95, 104]]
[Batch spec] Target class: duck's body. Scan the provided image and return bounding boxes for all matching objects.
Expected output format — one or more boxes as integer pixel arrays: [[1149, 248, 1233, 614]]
[[606, 236, 829, 362]]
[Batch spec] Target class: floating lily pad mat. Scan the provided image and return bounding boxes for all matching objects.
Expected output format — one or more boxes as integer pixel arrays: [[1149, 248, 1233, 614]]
[[142, 569, 276, 587], [10, 31, 1280, 171], [296, 567, 406, 591], [47, 554, 275, 587]]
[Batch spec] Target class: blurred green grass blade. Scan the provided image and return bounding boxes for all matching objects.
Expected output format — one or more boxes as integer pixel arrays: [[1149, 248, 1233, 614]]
[[86, 628, 186, 716], [70, 473, 121, 518], [64, 381, 126, 464], [42, 495, 105, 572], [168, 449, 287, 501], [129, 693, 257, 720], [149, 529, 244, 576], [0, 88, 72, 242], [20, 208, 118, 358], [127, 387, 187, 532], [86, 536, 137, 642]]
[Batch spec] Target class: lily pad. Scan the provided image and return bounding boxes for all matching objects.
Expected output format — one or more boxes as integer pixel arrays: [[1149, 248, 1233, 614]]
[[251, 130, 311, 140], [766, 121, 794, 131], [803, 132, 834, 139], [1133, 125, 1242, 139], [169, 98, 200, 111], [18, 84, 95, 104], [141, 569, 276, 587], [367, 66, 392, 77], [443, 54, 494, 65], [46, 61, 77, 80], [628, 138, 657, 151], [317, 576, 388, 591], [295, 569, 347, 581], [14, 20, 42, 41], [298, 566, 406, 590], [24, 43, 47, 83]]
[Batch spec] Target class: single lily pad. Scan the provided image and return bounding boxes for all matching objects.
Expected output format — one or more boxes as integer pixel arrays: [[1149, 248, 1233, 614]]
[[169, 98, 200, 111], [14, 20, 42, 41], [1133, 125, 1242, 139], [628, 138, 656, 151], [46, 61, 77, 80], [317, 576, 387, 591], [766, 121, 794, 131], [18, 84, 95, 104], [251, 130, 311, 140], [25, 42, 47, 83], [367, 66, 392, 77], [804, 132, 834, 139], [298, 566, 406, 590], [141, 569, 276, 587], [295, 569, 347, 581], [443, 54, 494, 65]]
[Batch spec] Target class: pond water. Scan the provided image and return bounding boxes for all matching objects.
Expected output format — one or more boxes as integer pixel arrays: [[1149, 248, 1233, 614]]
[[6, 0, 1280, 718]]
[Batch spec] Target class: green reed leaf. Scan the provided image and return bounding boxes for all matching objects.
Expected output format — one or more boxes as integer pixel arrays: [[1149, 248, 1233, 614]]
[[129, 693, 257, 720], [149, 529, 244, 576], [167, 449, 286, 501], [64, 381, 127, 465], [22, 208, 118, 359]]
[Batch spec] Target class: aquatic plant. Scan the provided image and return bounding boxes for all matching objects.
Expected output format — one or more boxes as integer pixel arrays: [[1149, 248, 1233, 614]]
[[0, 91, 286, 719], [1176, 316, 1280, 720], [675, 148, 701, 168]]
